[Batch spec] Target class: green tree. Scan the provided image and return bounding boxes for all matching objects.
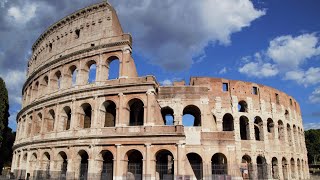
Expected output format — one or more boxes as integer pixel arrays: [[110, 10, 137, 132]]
[[305, 129, 320, 164], [0, 77, 14, 175], [0, 77, 9, 146]]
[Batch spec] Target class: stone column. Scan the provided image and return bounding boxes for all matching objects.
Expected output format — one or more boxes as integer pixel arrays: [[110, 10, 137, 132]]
[[120, 48, 131, 78], [115, 144, 122, 180], [70, 99, 77, 130], [40, 108, 46, 134], [176, 143, 185, 176], [145, 143, 152, 180], [53, 104, 59, 132], [117, 93, 125, 126], [67, 158, 76, 180], [88, 158, 97, 179], [144, 89, 154, 126]]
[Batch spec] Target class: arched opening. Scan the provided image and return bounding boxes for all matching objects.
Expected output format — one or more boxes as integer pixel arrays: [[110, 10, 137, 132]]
[[78, 150, 89, 180], [40, 152, 50, 179], [29, 153, 37, 178], [107, 56, 120, 80], [241, 155, 253, 179], [297, 159, 301, 179], [34, 81, 39, 99], [27, 116, 32, 137], [211, 153, 228, 175], [47, 109, 55, 132], [128, 99, 144, 126], [34, 113, 42, 135], [278, 120, 284, 141], [187, 153, 203, 180], [80, 103, 92, 129], [28, 86, 32, 102], [101, 101, 116, 127], [57, 152, 68, 179], [240, 116, 250, 140], [267, 118, 275, 139], [222, 113, 234, 131], [20, 153, 28, 179], [238, 101, 248, 112], [69, 65, 77, 87], [293, 125, 298, 149], [155, 150, 174, 180], [290, 158, 295, 179], [126, 150, 143, 180], [272, 157, 279, 179], [285, 110, 289, 120], [87, 61, 97, 84], [287, 124, 292, 146], [254, 116, 264, 141], [52, 71, 62, 90], [183, 105, 201, 126], [161, 107, 174, 125], [256, 156, 267, 179], [282, 158, 288, 180], [101, 151, 113, 180], [40, 76, 49, 96], [62, 106, 71, 131]]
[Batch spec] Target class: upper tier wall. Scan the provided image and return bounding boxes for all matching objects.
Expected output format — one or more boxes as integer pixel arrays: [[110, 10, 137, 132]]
[[27, 2, 124, 78], [159, 77, 301, 116]]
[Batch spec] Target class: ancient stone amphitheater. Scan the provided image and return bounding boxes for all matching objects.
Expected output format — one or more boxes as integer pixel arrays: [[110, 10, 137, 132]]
[[11, 2, 309, 180]]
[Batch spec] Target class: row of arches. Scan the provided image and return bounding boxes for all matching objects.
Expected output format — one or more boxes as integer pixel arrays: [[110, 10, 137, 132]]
[[221, 113, 305, 151], [23, 56, 120, 105], [14, 149, 232, 180], [17, 98, 145, 139], [241, 155, 307, 180]]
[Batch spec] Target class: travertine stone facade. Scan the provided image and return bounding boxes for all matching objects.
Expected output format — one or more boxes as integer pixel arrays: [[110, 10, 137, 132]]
[[12, 2, 309, 180]]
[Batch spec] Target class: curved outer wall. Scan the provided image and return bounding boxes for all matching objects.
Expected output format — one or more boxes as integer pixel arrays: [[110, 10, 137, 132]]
[[12, 2, 309, 180]]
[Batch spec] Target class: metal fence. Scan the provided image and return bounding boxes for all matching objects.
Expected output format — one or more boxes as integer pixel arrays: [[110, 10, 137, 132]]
[[8, 164, 303, 180], [156, 163, 174, 180]]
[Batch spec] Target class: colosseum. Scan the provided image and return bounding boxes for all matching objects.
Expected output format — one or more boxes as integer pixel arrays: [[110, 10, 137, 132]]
[[11, 1, 310, 180]]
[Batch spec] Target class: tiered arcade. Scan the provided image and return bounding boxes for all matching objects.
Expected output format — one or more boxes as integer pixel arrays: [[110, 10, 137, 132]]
[[11, 2, 309, 180]]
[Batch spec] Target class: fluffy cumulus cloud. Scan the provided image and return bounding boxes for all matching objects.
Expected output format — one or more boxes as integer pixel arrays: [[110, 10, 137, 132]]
[[284, 67, 320, 87], [238, 62, 278, 78], [239, 33, 320, 82], [111, 0, 265, 70], [267, 34, 320, 70], [309, 87, 320, 104]]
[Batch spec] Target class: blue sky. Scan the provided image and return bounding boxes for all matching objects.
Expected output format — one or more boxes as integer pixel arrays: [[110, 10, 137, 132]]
[[0, 0, 319, 130]]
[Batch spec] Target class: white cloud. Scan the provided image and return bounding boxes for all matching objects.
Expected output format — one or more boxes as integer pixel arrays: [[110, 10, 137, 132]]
[[7, 3, 38, 24], [160, 79, 173, 86], [219, 67, 227, 74], [239, 62, 278, 78], [0, 70, 26, 105], [267, 34, 320, 70], [284, 67, 320, 87], [239, 33, 320, 85], [309, 87, 320, 104], [112, 0, 265, 70], [304, 122, 320, 130]]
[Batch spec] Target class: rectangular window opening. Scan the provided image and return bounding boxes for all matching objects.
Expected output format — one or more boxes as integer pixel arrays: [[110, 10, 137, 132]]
[[252, 86, 258, 95], [222, 83, 229, 92], [75, 29, 80, 39], [290, 99, 292, 106], [275, 93, 280, 104]]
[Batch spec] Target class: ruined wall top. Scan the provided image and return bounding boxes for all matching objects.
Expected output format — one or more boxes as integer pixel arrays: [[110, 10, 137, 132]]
[[27, 1, 130, 78]]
